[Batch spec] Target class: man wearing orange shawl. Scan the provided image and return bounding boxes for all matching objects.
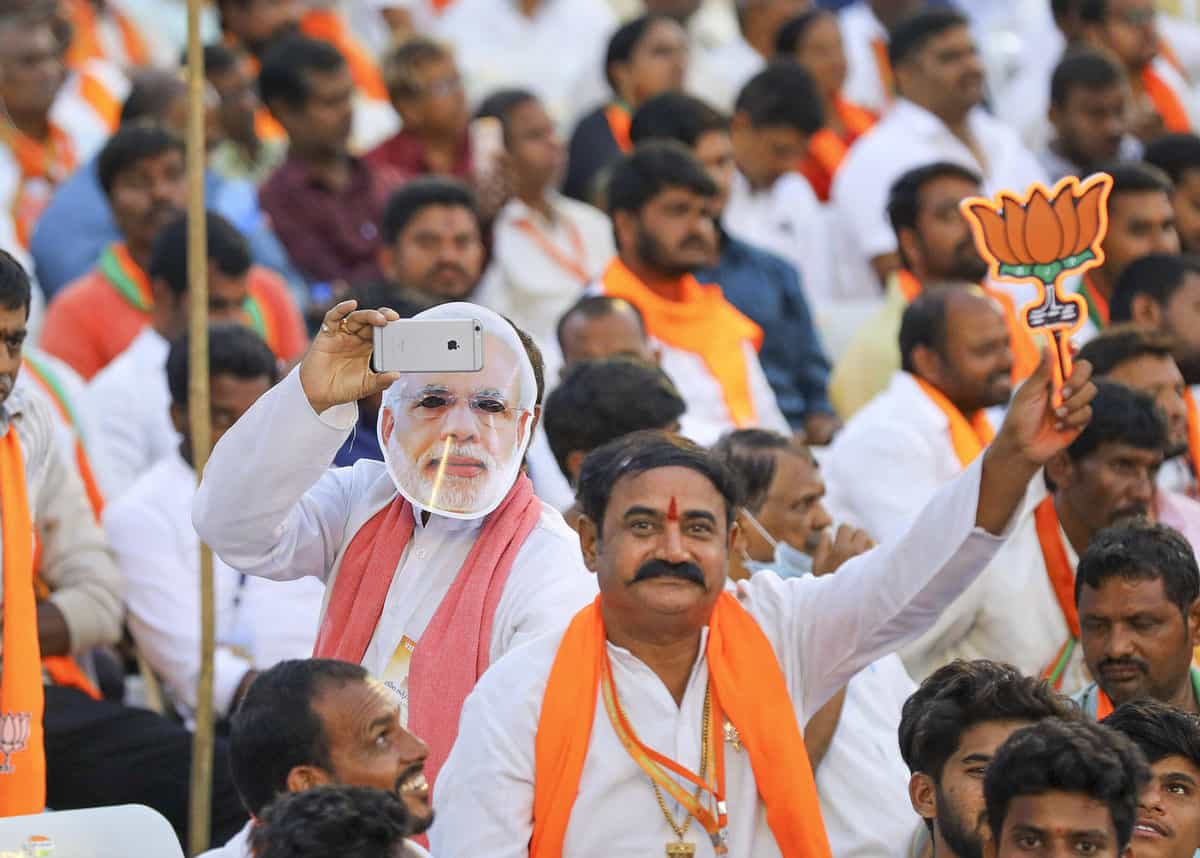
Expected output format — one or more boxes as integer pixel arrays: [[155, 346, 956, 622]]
[[431, 348, 1096, 858]]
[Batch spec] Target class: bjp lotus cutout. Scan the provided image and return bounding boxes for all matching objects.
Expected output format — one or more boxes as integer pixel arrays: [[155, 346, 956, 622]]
[[961, 173, 1113, 395]]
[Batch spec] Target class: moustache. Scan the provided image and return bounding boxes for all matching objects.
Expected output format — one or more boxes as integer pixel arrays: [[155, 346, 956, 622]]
[[393, 762, 425, 796], [1098, 656, 1149, 675], [429, 262, 469, 280], [420, 443, 495, 471], [680, 236, 710, 252], [1111, 505, 1150, 525], [631, 559, 706, 587]]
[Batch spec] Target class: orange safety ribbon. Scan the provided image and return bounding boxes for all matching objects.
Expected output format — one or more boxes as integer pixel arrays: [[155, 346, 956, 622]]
[[300, 11, 388, 102], [869, 37, 895, 102], [912, 376, 995, 467], [0, 426, 46, 814], [1034, 496, 1081, 690], [1, 123, 76, 250], [1186, 388, 1200, 495], [1142, 65, 1192, 133], [600, 258, 763, 427], [512, 215, 590, 283], [604, 103, 633, 154]]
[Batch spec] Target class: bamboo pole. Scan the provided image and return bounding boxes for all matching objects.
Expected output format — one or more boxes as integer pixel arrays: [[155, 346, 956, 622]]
[[184, 0, 214, 850]]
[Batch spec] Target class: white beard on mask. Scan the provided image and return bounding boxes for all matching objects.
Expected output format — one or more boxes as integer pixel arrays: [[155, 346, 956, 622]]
[[388, 439, 503, 515]]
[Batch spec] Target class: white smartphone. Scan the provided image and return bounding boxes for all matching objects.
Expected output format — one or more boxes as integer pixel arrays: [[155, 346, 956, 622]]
[[371, 318, 484, 373], [470, 116, 505, 183]]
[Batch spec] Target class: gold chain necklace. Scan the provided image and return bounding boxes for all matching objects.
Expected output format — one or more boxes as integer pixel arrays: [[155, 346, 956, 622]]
[[650, 684, 711, 857]]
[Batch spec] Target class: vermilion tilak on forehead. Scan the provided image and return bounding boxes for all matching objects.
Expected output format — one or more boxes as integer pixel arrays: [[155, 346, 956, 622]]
[[667, 496, 679, 522]]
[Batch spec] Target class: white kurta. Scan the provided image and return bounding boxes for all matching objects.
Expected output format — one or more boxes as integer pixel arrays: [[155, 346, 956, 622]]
[[838, 1, 891, 115], [432, 454, 1014, 857], [192, 368, 599, 718], [685, 35, 765, 113]]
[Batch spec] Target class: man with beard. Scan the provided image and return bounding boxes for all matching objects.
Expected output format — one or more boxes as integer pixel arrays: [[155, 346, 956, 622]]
[[825, 288, 1015, 545], [902, 382, 1166, 693], [194, 301, 597, 798], [202, 659, 433, 858], [591, 141, 789, 445], [1073, 519, 1200, 719], [1112, 254, 1200, 498], [898, 660, 1078, 858], [831, 161, 1040, 418]]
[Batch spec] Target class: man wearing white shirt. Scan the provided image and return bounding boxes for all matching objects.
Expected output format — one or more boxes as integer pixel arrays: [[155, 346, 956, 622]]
[[431, 346, 1097, 857], [105, 326, 324, 724], [475, 89, 614, 351], [723, 62, 843, 305], [902, 382, 1165, 694], [837, 0, 922, 114], [825, 288, 1014, 544], [193, 300, 597, 795], [87, 212, 257, 502], [831, 7, 1047, 292]]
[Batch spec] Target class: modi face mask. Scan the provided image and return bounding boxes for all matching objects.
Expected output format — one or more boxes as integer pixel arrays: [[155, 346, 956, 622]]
[[378, 303, 538, 520]]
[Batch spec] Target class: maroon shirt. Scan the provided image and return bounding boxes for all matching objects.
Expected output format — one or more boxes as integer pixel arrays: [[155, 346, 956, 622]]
[[366, 128, 473, 182], [259, 155, 400, 285]]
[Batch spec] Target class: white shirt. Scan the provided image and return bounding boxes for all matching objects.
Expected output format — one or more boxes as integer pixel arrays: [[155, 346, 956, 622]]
[[722, 171, 848, 306], [86, 327, 175, 503], [685, 34, 764, 113], [435, 0, 616, 127], [838, 1, 891, 114], [476, 194, 614, 349], [192, 368, 599, 720], [51, 59, 131, 162], [830, 99, 1047, 294], [900, 487, 1091, 694], [816, 654, 920, 858], [825, 371, 982, 544], [105, 451, 325, 718], [431, 453, 1014, 857], [199, 821, 433, 858]]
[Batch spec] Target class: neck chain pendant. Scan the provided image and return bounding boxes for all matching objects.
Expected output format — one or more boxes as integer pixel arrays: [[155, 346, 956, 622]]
[[665, 842, 696, 857]]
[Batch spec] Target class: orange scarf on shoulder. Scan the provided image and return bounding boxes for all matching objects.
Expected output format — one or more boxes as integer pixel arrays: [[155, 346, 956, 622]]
[[0, 426, 45, 814], [600, 259, 763, 427], [531, 593, 831, 858], [1142, 64, 1192, 133], [798, 96, 876, 201], [1184, 388, 1200, 495], [913, 376, 994, 467], [300, 11, 388, 102]]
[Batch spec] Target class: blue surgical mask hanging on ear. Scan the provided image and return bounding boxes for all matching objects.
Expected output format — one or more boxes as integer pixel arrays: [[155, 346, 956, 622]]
[[740, 510, 814, 580]]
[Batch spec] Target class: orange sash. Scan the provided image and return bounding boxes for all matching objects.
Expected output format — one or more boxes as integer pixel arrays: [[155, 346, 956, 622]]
[[76, 70, 122, 133], [1143, 65, 1192, 133], [604, 103, 632, 154], [64, 0, 149, 68], [0, 426, 45, 814], [912, 376, 994, 467], [1034, 496, 1080, 690], [1, 123, 76, 249], [600, 259, 763, 427], [797, 97, 876, 201], [1186, 388, 1200, 495], [531, 594, 832, 858], [870, 37, 895, 102], [300, 11, 388, 102]]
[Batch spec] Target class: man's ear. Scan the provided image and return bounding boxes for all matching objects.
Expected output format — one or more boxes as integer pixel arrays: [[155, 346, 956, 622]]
[[1186, 597, 1200, 648], [169, 401, 188, 437], [378, 244, 398, 282], [909, 345, 945, 388], [612, 209, 638, 256], [565, 449, 586, 484], [908, 772, 937, 822], [285, 765, 333, 794], [1044, 450, 1074, 491], [1129, 293, 1164, 328], [380, 406, 394, 443], [577, 513, 601, 572], [982, 828, 999, 858]]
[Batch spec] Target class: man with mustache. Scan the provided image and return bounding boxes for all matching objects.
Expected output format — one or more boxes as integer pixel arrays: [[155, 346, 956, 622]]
[[432, 338, 1096, 856], [830, 161, 1040, 419], [825, 287, 1014, 545], [202, 659, 433, 858], [591, 141, 790, 445], [898, 660, 1079, 858], [902, 382, 1165, 693], [1103, 699, 1200, 858]]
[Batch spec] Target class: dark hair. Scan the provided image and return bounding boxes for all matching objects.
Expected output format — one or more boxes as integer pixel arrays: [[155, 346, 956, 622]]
[[733, 60, 824, 135], [203, 43, 240, 77], [149, 211, 252, 298], [1050, 49, 1125, 107], [229, 659, 369, 817], [1144, 133, 1200, 185], [382, 35, 451, 102], [887, 161, 982, 237], [606, 141, 716, 217], [898, 660, 1076, 784], [380, 177, 481, 245], [604, 14, 672, 92], [509, 320, 546, 407], [888, 8, 970, 69], [119, 69, 186, 125], [555, 294, 647, 356], [475, 88, 538, 147], [899, 288, 954, 373], [775, 10, 831, 57], [1075, 518, 1200, 614], [97, 122, 184, 197], [166, 323, 279, 408], [629, 92, 729, 148], [1076, 325, 1177, 377], [1105, 160, 1174, 199], [984, 719, 1149, 850], [1111, 254, 1200, 322], [0, 250, 32, 317], [577, 430, 742, 533], [544, 357, 685, 483], [1104, 698, 1200, 768], [1079, 0, 1111, 23], [259, 35, 346, 110], [1065, 381, 1167, 461], [250, 786, 417, 858], [710, 428, 813, 515]]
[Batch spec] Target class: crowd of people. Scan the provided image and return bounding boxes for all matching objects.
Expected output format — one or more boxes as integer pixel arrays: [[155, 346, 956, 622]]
[[6, 0, 1200, 855]]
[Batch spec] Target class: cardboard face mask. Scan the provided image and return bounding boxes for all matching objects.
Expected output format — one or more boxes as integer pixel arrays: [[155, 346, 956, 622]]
[[378, 303, 537, 520]]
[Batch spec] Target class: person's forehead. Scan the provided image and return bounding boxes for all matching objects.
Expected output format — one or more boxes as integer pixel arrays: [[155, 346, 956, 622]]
[[0, 306, 26, 333], [313, 678, 394, 735], [121, 149, 184, 177], [608, 465, 725, 517], [1107, 353, 1181, 387], [1082, 572, 1170, 606], [1086, 439, 1162, 464], [1110, 190, 1172, 220], [510, 98, 549, 132], [1065, 82, 1127, 107], [567, 310, 643, 346], [768, 451, 821, 494], [955, 719, 1032, 760], [918, 176, 978, 211], [638, 17, 686, 46], [649, 185, 708, 207], [1004, 792, 1117, 836], [403, 204, 479, 238], [1151, 753, 1200, 782], [945, 293, 1006, 336]]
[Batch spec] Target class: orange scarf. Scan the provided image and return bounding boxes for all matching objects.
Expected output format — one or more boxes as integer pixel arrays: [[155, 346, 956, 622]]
[[870, 36, 895, 102], [1034, 496, 1081, 691], [912, 376, 994, 467], [0, 426, 45, 815], [531, 593, 832, 858], [798, 96, 876, 201], [1185, 388, 1200, 496], [300, 11, 388, 102], [600, 259, 763, 427], [1, 123, 76, 249], [64, 0, 148, 68], [1142, 64, 1192, 133], [604, 103, 632, 154]]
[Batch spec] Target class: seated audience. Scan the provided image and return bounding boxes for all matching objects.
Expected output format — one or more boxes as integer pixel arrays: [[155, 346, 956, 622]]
[[60, 0, 152, 69], [251, 786, 425, 858], [686, 0, 803, 111], [206, 43, 287, 186], [1041, 50, 1141, 182], [1144, 133, 1200, 255], [556, 294, 658, 370], [836, 0, 923, 114]]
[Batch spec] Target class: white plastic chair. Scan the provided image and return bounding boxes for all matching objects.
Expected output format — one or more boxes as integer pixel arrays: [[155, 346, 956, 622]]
[[0, 804, 184, 857]]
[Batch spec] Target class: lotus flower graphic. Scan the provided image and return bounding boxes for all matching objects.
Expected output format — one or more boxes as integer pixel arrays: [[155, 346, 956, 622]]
[[0, 712, 31, 773]]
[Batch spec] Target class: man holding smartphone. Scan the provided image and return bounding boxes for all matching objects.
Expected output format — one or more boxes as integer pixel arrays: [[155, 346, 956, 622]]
[[193, 300, 598, 798]]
